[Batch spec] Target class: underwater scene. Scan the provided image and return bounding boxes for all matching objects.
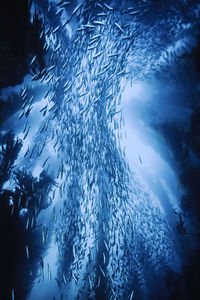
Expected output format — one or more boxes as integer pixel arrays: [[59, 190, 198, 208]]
[[0, 0, 200, 299]]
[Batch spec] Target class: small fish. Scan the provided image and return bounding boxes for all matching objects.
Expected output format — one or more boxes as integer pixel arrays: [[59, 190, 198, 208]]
[[97, 276, 101, 287], [99, 265, 105, 277], [23, 126, 31, 140], [116, 70, 125, 76], [63, 273, 67, 284], [12, 289, 15, 300], [47, 65, 56, 72], [88, 39, 98, 45], [56, 7, 64, 16], [104, 3, 113, 10], [55, 277, 61, 289], [93, 96, 101, 103], [103, 61, 110, 68], [65, 97, 72, 103], [88, 44, 99, 50], [19, 110, 24, 119], [26, 245, 29, 260], [76, 26, 85, 32], [93, 50, 105, 59], [21, 87, 27, 97], [79, 91, 89, 97], [23, 121, 28, 133], [46, 74, 54, 84], [42, 157, 49, 168], [97, 69, 107, 76], [72, 3, 82, 16], [97, 12, 107, 16], [138, 154, 143, 165], [39, 31, 43, 39], [93, 20, 105, 26], [108, 53, 119, 57], [85, 24, 96, 29], [31, 55, 37, 65], [31, 73, 39, 81], [75, 70, 84, 77], [114, 22, 123, 32], [26, 217, 29, 231], [44, 89, 51, 99], [72, 272, 78, 283], [103, 239, 109, 251], [90, 34, 101, 40], [64, 84, 72, 93], [73, 244, 76, 258], [103, 252, 106, 264], [40, 104, 48, 113], [55, 44, 61, 53], [130, 290, 134, 300], [24, 146, 29, 158], [60, 2, 71, 8], [53, 25, 61, 34], [129, 10, 139, 15]]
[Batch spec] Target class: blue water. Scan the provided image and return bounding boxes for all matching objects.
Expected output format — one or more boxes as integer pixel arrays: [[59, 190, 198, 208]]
[[1, 0, 200, 299]]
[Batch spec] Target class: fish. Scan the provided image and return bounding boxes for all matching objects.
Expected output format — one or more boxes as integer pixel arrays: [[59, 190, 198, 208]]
[[93, 20, 105, 26], [88, 44, 99, 50], [99, 265, 106, 277], [90, 34, 101, 40], [56, 7, 64, 16], [104, 3, 113, 10], [138, 154, 143, 165], [44, 89, 51, 99], [103, 239, 109, 251], [47, 65, 56, 72], [75, 70, 84, 77], [23, 125, 31, 140], [31, 55, 37, 65], [40, 104, 48, 113], [88, 39, 98, 45], [60, 2, 71, 8], [26, 217, 29, 231], [65, 97, 72, 103], [114, 22, 123, 32], [76, 27, 85, 32], [103, 252, 106, 264], [63, 273, 67, 284], [24, 146, 29, 158], [55, 44, 61, 53], [93, 96, 101, 103], [85, 24, 96, 29], [72, 3, 82, 16], [129, 10, 139, 15], [39, 31, 43, 39], [12, 289, 14, 300], [18, 110, 24, 119], [26, 245, 29, 260], [42, 157, 49, 168], [93, 50, 105, 59], [23, 121, 28, 133], [53, 25, 61, 34], [79, 91, 89, 97], [97, 69, 107, 76], [31, 73, 40, 81], [108, 53, 119, 57], [55, 277, 61, 289], [97, 12, 107, 16], [116, 70, 125, 76], [21, 87, 27, 97], [130, 290, 134, 300], [64, 84, 72, 93], [46, 74, 54, 84]]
